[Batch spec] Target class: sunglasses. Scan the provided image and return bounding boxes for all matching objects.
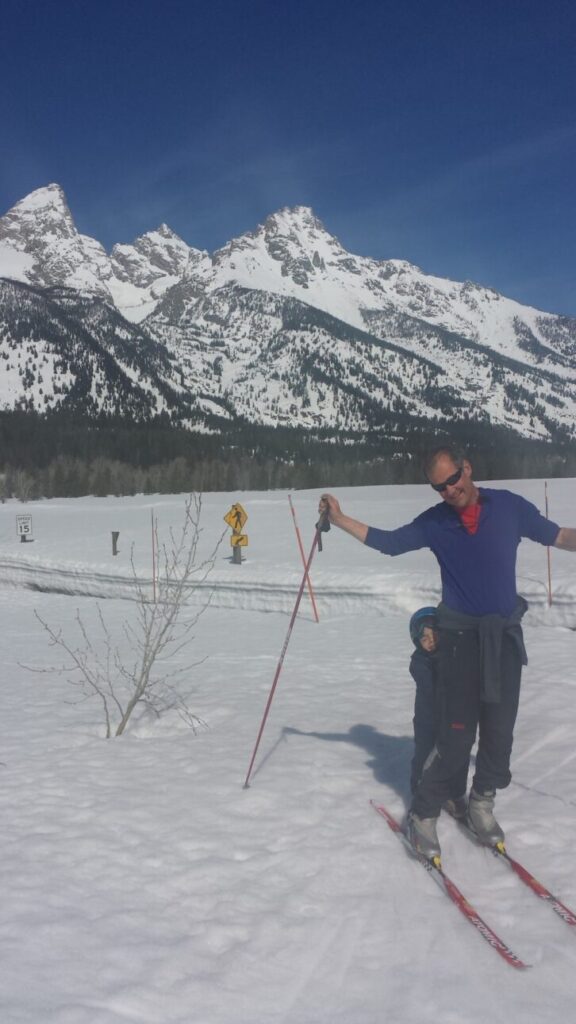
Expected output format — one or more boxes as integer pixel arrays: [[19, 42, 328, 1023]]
[[430, 466, 463, 492]]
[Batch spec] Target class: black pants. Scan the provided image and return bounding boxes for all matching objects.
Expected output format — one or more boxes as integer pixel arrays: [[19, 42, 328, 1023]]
[[411, 675, 470, 800], [411, 628, 523, 819]]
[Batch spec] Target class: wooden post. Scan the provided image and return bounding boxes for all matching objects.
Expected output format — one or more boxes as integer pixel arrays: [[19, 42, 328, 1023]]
[[545, 481, 552, 607], [111, 531, 120, 556], [151, 510, 157, 604]]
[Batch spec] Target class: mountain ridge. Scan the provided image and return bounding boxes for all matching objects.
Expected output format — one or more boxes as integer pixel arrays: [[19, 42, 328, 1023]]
[[1, 183, 575, 448]]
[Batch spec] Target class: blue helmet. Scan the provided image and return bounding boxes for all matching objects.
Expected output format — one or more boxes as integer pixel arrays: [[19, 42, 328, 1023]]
[[409, 606, 437, 645]]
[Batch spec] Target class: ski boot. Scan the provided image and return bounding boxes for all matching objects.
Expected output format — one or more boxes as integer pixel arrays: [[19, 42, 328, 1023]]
[[407, 813, 441, 864], [467, 788, 505, 847]]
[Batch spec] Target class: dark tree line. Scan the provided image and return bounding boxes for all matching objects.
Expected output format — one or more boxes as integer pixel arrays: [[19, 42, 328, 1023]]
[[1, 410, 575, 500]]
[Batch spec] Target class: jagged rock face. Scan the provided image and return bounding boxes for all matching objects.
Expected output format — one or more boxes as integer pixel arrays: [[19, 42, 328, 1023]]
[[1, 184, 576, 442], [211, 207, 340, 288], [147, 281, 576, 440], [0, 184, 112, 297], [0, 184, 76, 250], [0, 186, 207, 322], [0, 278, 202, 423], [111, 225, 191, 286], [146, 205, 576, 442]]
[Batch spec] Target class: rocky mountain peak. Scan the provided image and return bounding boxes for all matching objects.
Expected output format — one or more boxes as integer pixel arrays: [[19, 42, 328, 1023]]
[[262, 205, 344, 253], [9, 181, 69, 215], [110, 224, 203, 294], [263, 204, 325, 233], [155, 222, 180, 239], [0, 184, 210, 319], [0, 182, 77, 249], [209, 204, 347, 289], [1, 183, 576, 450]]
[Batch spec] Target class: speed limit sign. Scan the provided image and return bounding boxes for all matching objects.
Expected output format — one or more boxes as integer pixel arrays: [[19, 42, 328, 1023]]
[[16, 515, 33, 542]]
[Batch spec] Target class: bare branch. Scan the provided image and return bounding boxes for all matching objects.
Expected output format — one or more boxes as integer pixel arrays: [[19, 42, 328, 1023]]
[[29, 493, 220, 739]]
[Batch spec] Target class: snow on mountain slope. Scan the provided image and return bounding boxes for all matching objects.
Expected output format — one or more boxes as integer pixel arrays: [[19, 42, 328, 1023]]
[[0, 241, 36, 280], [1, 184, 576, 442], [141, 204, 576, 440], [0, 184, 111, 297], [148, 284, 454, 432], [0, 185, 206, 322], [2, 185, 575, 374], [181, 204, 576, 376], [0, 279, 199, 422], [148, 278, 576, 441], [109, 224, 210, 322]]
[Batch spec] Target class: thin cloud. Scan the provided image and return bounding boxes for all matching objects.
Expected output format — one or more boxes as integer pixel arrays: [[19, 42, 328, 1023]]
[[368, 124, 576, 219]]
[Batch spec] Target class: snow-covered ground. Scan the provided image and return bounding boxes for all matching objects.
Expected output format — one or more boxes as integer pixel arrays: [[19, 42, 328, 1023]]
[[0, 478, 575, 1024]]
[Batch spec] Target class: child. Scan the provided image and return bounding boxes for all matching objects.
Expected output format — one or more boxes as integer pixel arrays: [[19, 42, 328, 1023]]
[[408, 607, 468, 819]]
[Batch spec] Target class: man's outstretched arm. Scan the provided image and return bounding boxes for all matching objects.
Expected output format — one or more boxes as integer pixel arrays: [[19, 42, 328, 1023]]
[[555, 527, 576, 552], [319, 493, 369, 544]]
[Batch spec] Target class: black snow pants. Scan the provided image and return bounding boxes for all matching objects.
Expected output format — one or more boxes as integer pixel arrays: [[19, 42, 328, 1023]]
[[411, 626, 523, 820]]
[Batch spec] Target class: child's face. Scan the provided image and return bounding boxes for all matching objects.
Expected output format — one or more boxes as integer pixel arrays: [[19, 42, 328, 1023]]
[[419, 626, 438, 652]]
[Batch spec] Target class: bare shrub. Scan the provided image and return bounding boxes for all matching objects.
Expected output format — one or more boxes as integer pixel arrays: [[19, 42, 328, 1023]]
[[32, 494, 223, 737]]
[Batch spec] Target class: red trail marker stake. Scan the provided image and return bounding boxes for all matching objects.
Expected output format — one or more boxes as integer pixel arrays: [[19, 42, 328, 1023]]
[[243, 515, 329, 789]]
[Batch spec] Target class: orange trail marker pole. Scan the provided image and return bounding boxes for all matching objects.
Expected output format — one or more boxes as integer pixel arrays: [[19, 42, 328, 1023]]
[[288, 495, 320, 623]]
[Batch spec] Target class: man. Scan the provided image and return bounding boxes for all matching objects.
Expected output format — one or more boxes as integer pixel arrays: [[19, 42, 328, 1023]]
[[319, 446, 576, 862]]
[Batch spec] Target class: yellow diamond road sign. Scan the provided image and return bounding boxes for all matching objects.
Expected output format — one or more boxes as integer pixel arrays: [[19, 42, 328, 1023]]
[[224, 503, 248, 531]]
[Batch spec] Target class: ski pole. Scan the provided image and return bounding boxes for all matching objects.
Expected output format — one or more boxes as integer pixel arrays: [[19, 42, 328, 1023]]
[[288, 495, 320, 622], [243, 512, 330, 789]]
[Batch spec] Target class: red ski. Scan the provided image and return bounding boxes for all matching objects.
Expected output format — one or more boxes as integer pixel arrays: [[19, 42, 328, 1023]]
[[459, 820, 576, 928], [370, 800, 529, 970]]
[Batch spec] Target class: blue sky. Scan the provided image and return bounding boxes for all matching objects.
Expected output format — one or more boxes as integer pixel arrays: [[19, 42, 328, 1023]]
[[2, 0, 576, 314]]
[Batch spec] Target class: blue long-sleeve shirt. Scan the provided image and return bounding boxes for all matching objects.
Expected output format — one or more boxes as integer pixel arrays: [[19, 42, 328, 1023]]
[[365, 488, 559, 616]]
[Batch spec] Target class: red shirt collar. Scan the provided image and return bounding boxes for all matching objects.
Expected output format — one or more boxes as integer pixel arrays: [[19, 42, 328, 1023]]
[[457, 502, 481, 534]]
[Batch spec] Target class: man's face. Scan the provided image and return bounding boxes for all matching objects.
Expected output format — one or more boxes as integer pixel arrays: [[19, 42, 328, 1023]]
[[427, 455, 477, 509]]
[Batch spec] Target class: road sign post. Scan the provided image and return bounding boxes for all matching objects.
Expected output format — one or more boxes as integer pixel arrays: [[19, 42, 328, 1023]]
[[224, 503, 248, 564], [16, 514, 33, 543]]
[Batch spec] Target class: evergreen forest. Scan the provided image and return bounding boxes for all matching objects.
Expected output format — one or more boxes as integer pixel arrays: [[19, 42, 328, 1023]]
[[1, 410, 575, 500]]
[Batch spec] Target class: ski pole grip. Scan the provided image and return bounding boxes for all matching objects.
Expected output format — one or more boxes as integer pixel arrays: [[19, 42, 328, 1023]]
[[315, 510, 331, 551]]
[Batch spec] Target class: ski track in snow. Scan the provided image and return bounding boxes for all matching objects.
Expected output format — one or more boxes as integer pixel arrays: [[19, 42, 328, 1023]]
[[0, 560, 575, 624]]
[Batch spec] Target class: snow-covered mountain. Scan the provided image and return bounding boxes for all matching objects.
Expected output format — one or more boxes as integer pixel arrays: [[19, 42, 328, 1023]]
[[0, 278, 206, 425], [1, 184, 576, 444], [147, 206, 576, 440], [0, 184, 209, 323]]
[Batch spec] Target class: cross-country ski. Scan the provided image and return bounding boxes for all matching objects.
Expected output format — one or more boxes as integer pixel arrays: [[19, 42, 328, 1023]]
[[370, 800, 530, 969], [457, 819, 576, 928]]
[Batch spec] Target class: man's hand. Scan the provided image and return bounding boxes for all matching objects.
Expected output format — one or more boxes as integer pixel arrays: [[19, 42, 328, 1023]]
[[318, 493, 369, 544], [555, 527, 576, 552], [319, 493, 342, 524]]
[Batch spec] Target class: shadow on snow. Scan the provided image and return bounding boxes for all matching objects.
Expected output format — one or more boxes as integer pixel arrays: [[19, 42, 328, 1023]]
[[283, 723, 413, 804]]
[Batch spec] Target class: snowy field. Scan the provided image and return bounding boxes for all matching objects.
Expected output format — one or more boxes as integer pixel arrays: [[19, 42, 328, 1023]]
[[1, 478, 575, 1024]]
